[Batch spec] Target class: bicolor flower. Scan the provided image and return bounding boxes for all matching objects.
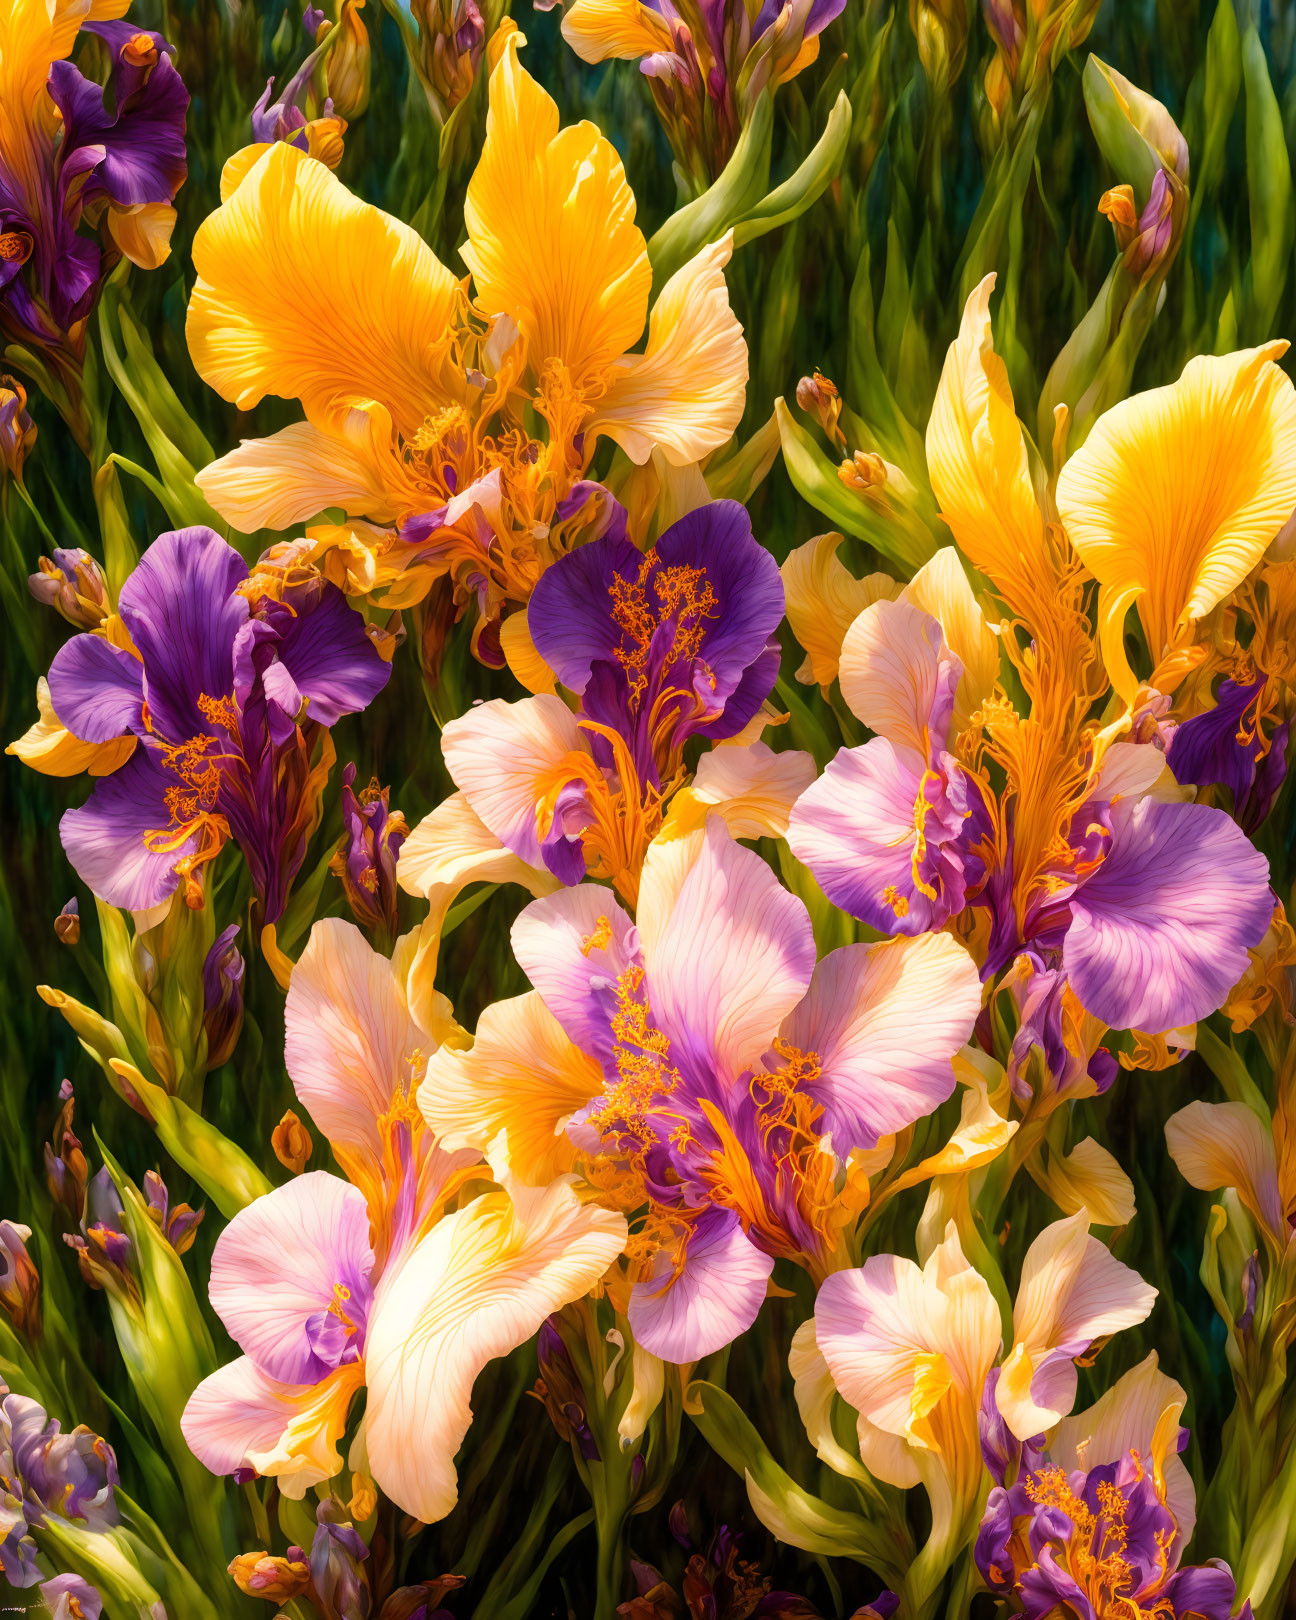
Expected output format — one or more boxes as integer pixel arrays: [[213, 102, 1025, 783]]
[[185, 26, 747, 656], [181, 919, 626, 1522], [420, 819, 981, 1362], [791, 570, 1274, 1042], [36, 527, 390, 922], [1166, 1099, 1295, 1264], [554, 0, 845, 190], [976, 1354, 1250, 1619], [0, 0, 187, 361]]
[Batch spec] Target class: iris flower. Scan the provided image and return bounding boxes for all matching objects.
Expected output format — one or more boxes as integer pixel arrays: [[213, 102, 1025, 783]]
[[181, 919, 627, 1522], [28, 527, 390, 922], [185, 27, 747, 655], [419, 819, 981, 1362], [976, 1354, 1251, 1619], [0, 0, 187, 357]]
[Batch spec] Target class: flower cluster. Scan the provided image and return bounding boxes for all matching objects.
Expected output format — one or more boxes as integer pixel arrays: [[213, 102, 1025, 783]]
[[3, 3, 1296, 1619]]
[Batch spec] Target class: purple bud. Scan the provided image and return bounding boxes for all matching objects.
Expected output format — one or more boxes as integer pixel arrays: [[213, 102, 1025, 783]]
[[28, 549, 110, 628], [0, 1222, 41, 1339], [54, 897, 80, 946], [202, 925, 245, 1069], [143, 1169, 204, 1255], [311, 1498, 372, 1620], [330, 764, 408, 939]]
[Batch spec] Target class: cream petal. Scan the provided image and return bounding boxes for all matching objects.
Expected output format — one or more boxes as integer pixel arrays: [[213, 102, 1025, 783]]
[[781, 533, 899, 692], [1165, 1099, 1285, 1248], [361, 1181, 626, 1522]]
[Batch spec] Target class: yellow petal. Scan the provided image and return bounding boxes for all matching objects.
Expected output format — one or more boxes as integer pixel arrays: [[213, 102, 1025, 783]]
[[560, 0, 673, 61], [1028, 1136, 1136, 1228], [662, 741, 817, 841], [900, 546, 1000, 737], [7, 678, 136, 777], [188, 142, 458, 437], [1165, 1099, 1285, 1249], [500, 612, 557, 695], [781, 533, 898, 691], [361, 1181, 627, 1522], [418, 991, 601, 1185], [195, 410, 415, 532], [462, 30, 651, 395], [1057, 344, 1296, 662], [106, 202, 175, 269], [925, 275, 1050, 608], [585, 234, 748, 466]]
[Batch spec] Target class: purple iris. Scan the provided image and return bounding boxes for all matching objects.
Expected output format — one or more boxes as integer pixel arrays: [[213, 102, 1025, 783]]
[[975, 1449, 1251, 1620], [1, 22, 187, 346], [1168, 676, 1290, 834], [527, 499, 784, 796], [47, 527, 390, 922]]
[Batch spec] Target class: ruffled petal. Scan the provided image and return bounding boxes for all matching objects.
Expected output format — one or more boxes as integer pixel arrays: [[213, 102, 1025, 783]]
[[781, 933, 981, 1151], [361, 1180, 626, 1522], [461, 30, 651, 395], [188, 141, 457, 436], [59, 746, 193, 911], [585, 236, 748, 466], [8, 677, 137, 778], [1165, 1099, 1285, 1248], [781, 533, 898, 691], [1064, 797, 1273, 1033], [560, 0, 673, 61], [838, 596, 952, 760], [1056, 344, 1296, 661], [510, 883, 639, 1064]]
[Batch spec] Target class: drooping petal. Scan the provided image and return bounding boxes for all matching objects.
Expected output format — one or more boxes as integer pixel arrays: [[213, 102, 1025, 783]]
[[188, 141, 457, 436], [559, 0, 673, 61], [585, 235, 748, 466], [781, 533, 898, 691], [628, 1206, 773, 1363], [418, 991, 602, 1183], [181, 1357, 361, 1498], [441, 695, 587, 870], [7, 677, 137, 778], [997, 1212, 1156, 1440], [46, 633, 144, 743], [117, 527, 249, 743], [925, 275, 1050, 606], [1165, 1100, 1285, 1249], [642, 819, 815, 1081], [510, 883, 639, 1065], [781, 933, 981, 1152], [285, 919, 426, 1166], [461, 30, 651, 396], [788, 1318, 870, 1483], [272, 584, 391, 727], [1056, 344, 1296, 662], [1064, 797, 1273, 1034], [58, 746, 194, 911], [195, 416, 414, 532], [361, 1180, 626, 1522], [1027, 1136, 1136, 1229], [207, 1174, 374, 1385]]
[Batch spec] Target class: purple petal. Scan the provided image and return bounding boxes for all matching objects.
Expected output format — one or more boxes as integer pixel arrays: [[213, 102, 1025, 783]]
[[627, 1206, 772, 1362], [46, 634, 144, 742], [118, 529, 249, 742], [511, 885, 640, 1066], [59, 747, 193, 910], [1064, 798, 1273, 1033], [271, 586, 392, 727], [527, 532, 644, 695]]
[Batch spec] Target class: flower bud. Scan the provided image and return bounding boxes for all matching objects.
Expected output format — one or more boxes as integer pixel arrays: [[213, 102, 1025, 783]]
[[46, 1080, 89, 1223], [909, 0, 968, 96], [532, 1315, 600, 1460], [311, 1497, 372, 1620], [326, 0, 370, 120], [330, 765, 408, 938], [377, 1576, 466, 1619], [0, 376, 36, 484], [28, 550, 111, 628], [413, 0, 486, 118], [273, 1109, 314, 1175], [228, 1548, 311, 1603], [202, 924, 245, 1070], [65, 1168, 139, 1303], [795, 370, 846, 450], [142, 1169, 204, 1256], [55, 897, 81, 945], [0, 1221, 41, 1338]]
